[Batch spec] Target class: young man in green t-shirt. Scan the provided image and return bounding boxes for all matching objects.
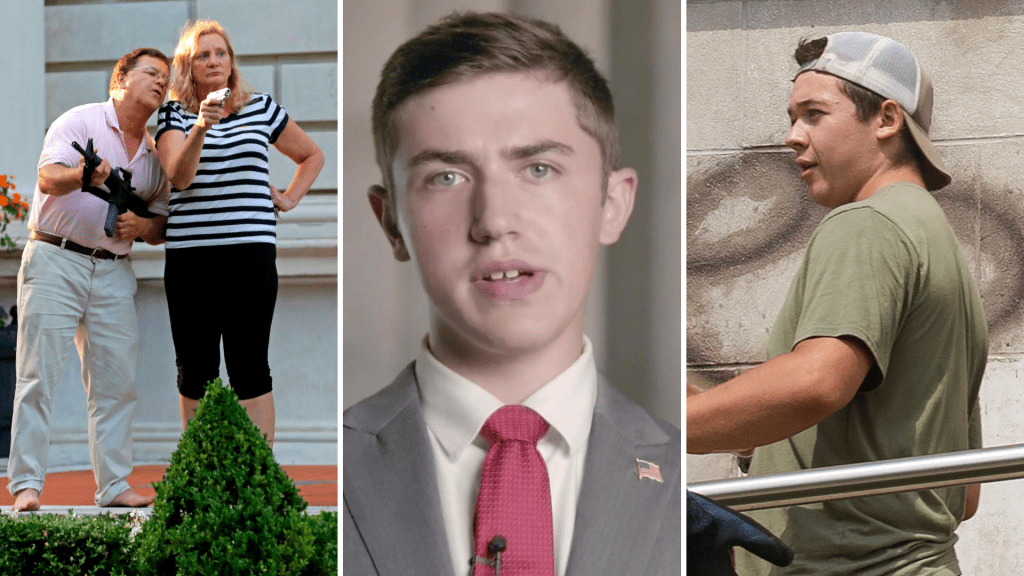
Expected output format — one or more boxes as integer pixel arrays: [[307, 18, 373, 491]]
[[688, 32, 988, 575]]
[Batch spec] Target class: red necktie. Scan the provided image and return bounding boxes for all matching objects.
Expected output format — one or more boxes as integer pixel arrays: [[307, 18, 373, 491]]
[[473, 405, 555, 576]]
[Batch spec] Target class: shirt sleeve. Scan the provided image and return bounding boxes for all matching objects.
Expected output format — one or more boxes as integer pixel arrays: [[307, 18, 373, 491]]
[[38, 109, 90, 171], [145, 169, 171, 217], [790, 207, 918, 379], [264, 95, 290, 144], [155, 101, 186, 141]]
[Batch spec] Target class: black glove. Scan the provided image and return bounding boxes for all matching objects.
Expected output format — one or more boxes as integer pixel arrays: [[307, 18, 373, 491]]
[[687, 491, 793, 575]]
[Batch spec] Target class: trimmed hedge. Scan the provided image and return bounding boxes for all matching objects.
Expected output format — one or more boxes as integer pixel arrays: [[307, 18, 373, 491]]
[[0, 511, 337, 575], [0, 512, 134, 576], [0, 378, 338, 575], [133, 380, 314, 575], [300, 511, 338, 576]]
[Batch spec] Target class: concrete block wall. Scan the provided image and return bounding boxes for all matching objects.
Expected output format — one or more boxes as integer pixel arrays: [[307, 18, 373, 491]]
[[3, 0, 337, 469], [687, 2, 1024, 570]]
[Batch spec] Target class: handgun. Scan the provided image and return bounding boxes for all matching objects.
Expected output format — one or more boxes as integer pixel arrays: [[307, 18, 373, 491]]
[[207, 87, 231, 103]]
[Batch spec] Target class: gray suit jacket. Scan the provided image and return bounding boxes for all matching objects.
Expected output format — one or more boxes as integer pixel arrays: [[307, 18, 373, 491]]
[[344, 363, 681, 575]]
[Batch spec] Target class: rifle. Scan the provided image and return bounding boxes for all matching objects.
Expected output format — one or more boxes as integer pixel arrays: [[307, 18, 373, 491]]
[[71, 138, 155, 238]]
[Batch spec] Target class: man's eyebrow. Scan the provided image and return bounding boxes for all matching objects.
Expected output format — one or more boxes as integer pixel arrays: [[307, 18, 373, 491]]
[[788, 97, 828, 113], [408, 148, 475, 168], [406, 141, 575, 167], [505, 140, 574, 160]]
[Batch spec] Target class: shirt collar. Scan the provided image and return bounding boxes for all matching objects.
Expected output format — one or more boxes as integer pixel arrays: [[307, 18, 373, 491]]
[[418, 336, 598, 462], [102, 96, 157, 153], [103, 97, 121, 133]]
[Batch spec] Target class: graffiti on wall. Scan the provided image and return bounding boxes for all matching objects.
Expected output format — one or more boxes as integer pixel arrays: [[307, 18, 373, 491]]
[[687, 151, 1024, 364]]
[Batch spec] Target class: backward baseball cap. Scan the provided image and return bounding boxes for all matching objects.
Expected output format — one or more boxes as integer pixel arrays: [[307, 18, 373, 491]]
[[795, 31, 951, 191]]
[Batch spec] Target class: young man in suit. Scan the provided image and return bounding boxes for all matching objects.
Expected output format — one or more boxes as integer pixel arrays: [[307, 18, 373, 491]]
[[344, 11, 681, 576]]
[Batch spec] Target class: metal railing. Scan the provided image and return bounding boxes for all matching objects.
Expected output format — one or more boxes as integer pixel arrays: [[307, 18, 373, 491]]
[[687, 443, 1024, 512]]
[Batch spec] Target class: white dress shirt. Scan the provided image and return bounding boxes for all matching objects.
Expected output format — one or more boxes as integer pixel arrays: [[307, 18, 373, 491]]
[[417, 336, 598, 576]]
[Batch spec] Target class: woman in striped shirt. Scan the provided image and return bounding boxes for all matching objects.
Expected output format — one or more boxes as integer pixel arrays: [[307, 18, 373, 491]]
[[156, 20, 324, 445]]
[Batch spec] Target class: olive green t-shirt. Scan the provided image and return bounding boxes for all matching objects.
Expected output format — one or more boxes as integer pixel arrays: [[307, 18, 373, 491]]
[[736, 183, 988, 576]]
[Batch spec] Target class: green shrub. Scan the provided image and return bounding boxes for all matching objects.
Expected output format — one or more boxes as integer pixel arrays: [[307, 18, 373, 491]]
[[133, 380, 314, 575], [299, 511, 338, 576], [0, 512, 134, 576]]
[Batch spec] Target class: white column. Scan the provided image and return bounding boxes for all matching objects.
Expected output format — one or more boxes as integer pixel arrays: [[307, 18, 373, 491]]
[[0, 3, 45, 198]]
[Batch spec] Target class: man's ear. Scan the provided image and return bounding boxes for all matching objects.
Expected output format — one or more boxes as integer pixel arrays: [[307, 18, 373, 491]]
[[876, 99, 904, 142], [599, 167, 638, 245], [110, 78, 124, 98], [368, 185, 410, 261]]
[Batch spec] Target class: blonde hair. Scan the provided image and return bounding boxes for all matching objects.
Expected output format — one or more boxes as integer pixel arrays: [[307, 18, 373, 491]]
[[168, 20, 253, 114]]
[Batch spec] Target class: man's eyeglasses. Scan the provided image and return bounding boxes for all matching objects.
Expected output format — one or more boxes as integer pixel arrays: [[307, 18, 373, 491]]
[[131, 66, 169, 83]]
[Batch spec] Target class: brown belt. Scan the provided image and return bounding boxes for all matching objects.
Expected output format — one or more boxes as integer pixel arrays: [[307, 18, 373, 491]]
[[30, 231, 127, 260]]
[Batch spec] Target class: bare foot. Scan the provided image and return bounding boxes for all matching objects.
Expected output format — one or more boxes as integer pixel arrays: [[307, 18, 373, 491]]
[[107, 488, 155, 508], [12, 488, 41, 513]]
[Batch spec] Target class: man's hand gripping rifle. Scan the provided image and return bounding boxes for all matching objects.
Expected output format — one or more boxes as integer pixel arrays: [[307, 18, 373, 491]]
[[71, 138, 155, 238]]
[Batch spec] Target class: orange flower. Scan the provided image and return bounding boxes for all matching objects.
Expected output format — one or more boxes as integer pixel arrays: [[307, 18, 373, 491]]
[[0, 196, 8, 208], [0, 175, 7, 188], [12, 193, 20, 203]]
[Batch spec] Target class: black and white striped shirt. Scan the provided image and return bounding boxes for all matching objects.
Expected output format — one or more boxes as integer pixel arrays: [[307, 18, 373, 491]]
[[156, 94, 289, 248]]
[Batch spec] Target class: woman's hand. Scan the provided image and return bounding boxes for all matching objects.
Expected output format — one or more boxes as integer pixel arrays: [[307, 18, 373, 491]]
[[196, 98, 224, 130], [270, 184, 300, 213]]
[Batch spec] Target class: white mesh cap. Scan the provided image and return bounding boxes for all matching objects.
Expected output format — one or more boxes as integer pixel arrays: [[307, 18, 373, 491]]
[[796, 31, 951, 191]]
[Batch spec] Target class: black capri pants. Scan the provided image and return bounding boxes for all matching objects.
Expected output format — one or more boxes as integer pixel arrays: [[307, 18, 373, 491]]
[[165, 242, 278, 400]]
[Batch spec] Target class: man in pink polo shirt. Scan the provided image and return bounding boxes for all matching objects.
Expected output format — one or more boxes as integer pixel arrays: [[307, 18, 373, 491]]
[[8, 47, 172, 512]]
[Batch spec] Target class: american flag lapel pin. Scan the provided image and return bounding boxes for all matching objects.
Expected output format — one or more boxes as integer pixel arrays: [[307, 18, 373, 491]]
[[635, 458, 664, 483]]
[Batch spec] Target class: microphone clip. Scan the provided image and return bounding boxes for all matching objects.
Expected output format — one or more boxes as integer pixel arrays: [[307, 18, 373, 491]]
[[470, 535, 507, 575]]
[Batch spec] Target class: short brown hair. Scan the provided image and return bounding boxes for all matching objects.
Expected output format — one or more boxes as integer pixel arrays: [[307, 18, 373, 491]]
[[794, 37, 920, 168], [168, 20, 253, 114], [109, 47, 170, 93], [372, 11, 620, 196]]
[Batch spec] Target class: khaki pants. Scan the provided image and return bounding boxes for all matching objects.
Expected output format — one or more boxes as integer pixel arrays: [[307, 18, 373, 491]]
[[6, 239, 139, 506]]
